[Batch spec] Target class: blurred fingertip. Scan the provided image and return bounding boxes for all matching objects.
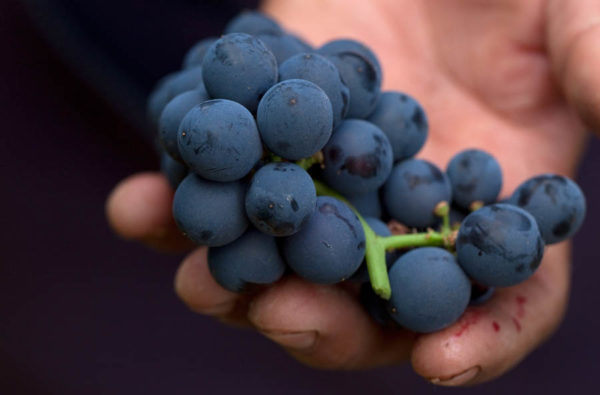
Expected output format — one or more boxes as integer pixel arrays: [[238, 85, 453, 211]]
[[106, 172, 175, 239]]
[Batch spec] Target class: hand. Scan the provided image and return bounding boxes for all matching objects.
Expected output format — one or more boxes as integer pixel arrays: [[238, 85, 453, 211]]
[[106, 0, 599, 386]]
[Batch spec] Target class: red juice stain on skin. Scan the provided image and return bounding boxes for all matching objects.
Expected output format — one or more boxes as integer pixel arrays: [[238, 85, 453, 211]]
[[516, 295, 526, 318], [512, 317, 522, 332], [454, 309, 485, 337], [492, 321, 500, 332]]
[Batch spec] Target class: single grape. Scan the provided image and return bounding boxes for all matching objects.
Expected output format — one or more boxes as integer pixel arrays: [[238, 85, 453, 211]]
[[456, 203, 545, 287], [177, 99, 262, 182], [224, 10, 282, 35], [245, 162, 316, 237], [208, 228, 286, 293], [158, 89, 210, 161], [279, 53, 350, 128], [509, 174, 586, 244], [146, 67, 206, 126], [367, 92, 428, 161], [322, 119, 393, 195], [446, 149, 502, 210], [172, 174, 248, 247], [344, 190, 382, 218], [256, 32, 312, 65], [257, 79, 333, 160], [318, 39, 382, 79], [323, 51, 381, 118], [160, 151, 187, 189], [283, 196, 365, 284], [382, 159, 452, 228], [387, 247, 471, 333], [182, 37, 218, 69], [202, 33, 278, 112]]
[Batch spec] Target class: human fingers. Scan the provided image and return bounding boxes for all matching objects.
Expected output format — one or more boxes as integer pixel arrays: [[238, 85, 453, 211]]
[[547, 0, 600, 133], [247, 276, 416, 369], [105, 172, 194, 251], [174, 247, 253, 327], [411, 242, 570, 386]]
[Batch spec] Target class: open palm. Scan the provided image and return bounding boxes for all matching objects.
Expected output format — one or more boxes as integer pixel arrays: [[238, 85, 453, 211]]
[[107, 0, 599, 386]]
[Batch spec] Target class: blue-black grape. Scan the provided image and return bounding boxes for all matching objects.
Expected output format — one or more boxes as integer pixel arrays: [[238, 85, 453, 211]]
[[160, 151, 188, 189], [345, 190, 382, 218], [367, 92, 428, 161], [224, 10, 282, 35], [279, 53, 350, 128], [456, 203, 545, 287], [257, 79, 333, 160], [182, 37, 218, 69], [318, 39, 382, 79], [322, 119, 393, 195], [172, 174, 248, 247], [509, 174, 586, 244], [322, 51, 381, 118], [158, 89, 210, 161], [202, 33, 278, 112], [208, 228, 286, 293], [256, 32, 312, 65], [146, 67, 206, 126], [387, 247, 471, 333], [382, 159, 452, 228], [245, 162, 316, 237], [446, 149, 502, 210], [177, 99, 262, 182], [283, 196, 365, 284]]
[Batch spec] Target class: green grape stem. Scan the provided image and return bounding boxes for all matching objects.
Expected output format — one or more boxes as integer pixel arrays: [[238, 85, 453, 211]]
[[298, 158, 457, 300]]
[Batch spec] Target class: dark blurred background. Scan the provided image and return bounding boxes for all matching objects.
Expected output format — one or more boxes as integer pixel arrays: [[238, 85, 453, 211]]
[[1, 0, 598, 393]]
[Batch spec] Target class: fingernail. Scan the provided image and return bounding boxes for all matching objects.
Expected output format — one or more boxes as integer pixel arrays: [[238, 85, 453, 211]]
[[260, 330, 318, 351], [429, 366, 481, 386]]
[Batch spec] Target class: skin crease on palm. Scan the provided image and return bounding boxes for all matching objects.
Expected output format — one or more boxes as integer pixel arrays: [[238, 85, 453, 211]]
[[105, 0, 600, 387]]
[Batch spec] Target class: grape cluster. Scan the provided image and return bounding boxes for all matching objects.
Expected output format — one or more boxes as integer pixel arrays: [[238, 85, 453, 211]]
[[148, 10, 587, 334]]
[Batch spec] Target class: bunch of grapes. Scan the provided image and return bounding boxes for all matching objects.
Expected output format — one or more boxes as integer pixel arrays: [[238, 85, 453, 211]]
[[148, 10, 586, 334]]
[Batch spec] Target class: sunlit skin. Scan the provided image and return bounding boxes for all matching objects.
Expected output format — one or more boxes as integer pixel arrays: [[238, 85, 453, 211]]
[[106, 0, 600, 386]]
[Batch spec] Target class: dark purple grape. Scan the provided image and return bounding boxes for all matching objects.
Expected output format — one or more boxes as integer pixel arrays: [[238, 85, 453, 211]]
[[146, 67, 206, 126], [509, 174, 586, 244], [256, 32, 312, 65], [323, 51, 381, 119], [387, 247, 471, 333], [446, 149, 502, 210], [382, 159, 452, 228], [158, 89, 210, 161], [245, 162, 316, 237], [322, 119, 393, 195], [279, 53, 349, 128], [177, 99, 262, 182], [456, 203, 545, 287], [283, 197, 365, 284], [172, 174, 248, 247], [202, 33, 277, 112], [208, 228, 286, 293], [367, 92, 428, 161], [257, 79, 333, 160], [345, 190, 383, 219], [318, 39, 382, 79]]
